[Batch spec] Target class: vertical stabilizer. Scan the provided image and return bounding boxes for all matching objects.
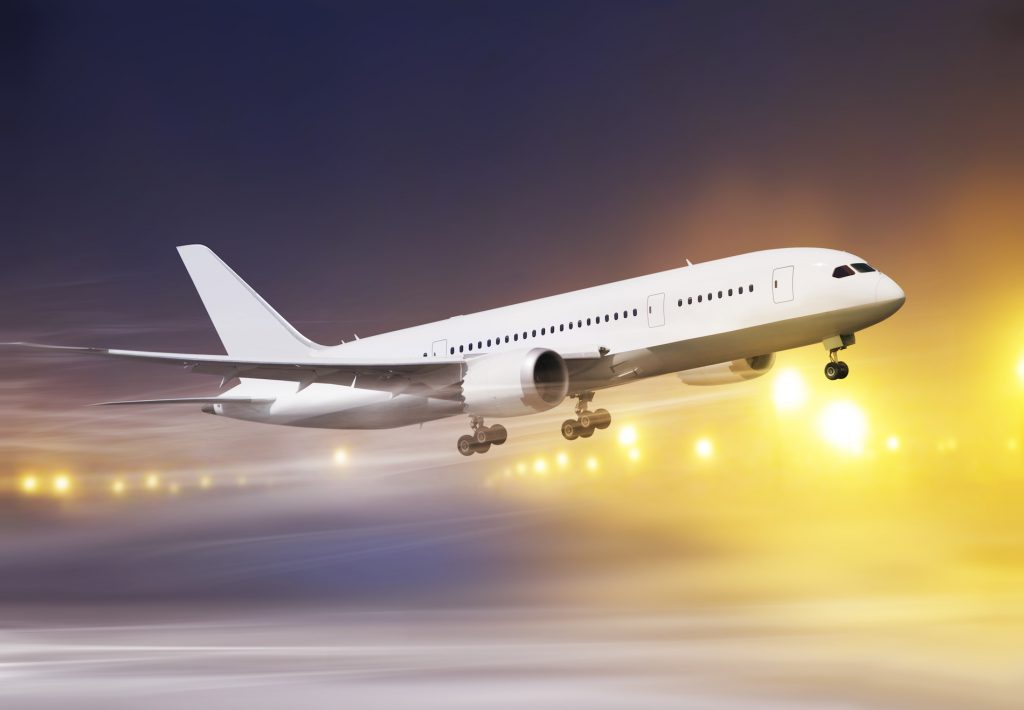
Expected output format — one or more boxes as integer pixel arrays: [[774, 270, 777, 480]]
[[177, 245, 322, 359]]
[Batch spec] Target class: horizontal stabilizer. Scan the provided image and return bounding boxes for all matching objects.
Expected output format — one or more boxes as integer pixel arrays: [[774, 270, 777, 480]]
[[93, 397, 274, 406]]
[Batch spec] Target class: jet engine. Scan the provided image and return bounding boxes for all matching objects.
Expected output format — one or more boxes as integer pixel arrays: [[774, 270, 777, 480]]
[[678, 353, 776, 386], [461, 348, 570, 417]]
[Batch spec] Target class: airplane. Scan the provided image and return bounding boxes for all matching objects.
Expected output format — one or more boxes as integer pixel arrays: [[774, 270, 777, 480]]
[[8, 245, 905, 455]]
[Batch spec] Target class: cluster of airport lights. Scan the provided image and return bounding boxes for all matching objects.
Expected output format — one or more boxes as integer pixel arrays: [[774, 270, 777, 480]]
[[10, 356, 1024, 500], [13, 470, 246, 501]]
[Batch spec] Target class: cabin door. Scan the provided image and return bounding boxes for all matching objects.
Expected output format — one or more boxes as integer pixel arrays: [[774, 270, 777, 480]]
[[772, 266, 795, 303], [431, 339, 448, 357], [647, 293, 666, 327]]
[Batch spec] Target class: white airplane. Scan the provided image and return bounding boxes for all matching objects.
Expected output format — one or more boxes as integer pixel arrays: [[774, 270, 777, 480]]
[[10, 245, 904, 455]]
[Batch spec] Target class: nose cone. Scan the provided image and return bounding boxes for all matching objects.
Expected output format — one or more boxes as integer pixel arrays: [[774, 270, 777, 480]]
[[875, 274, 906, 309]]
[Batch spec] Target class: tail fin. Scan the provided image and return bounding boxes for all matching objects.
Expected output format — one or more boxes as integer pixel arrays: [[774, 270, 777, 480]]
[[177, 244, 323, 359]]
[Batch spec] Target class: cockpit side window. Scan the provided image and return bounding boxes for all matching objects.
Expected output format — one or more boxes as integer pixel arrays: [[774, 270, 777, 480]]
[[851, 262, 876, 273], [832, 265, 855, 278]]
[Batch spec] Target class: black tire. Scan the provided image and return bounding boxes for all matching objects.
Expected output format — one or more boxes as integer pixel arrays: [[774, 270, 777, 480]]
[[578, 424, 595, 438], [561, 419, 579, 440], [489, 424, 508, 445], [824, 362, 839, 380], [593, 408, 611, 429], [578, 410, 594, 429], [475, 428, 490, 444], [837, 361, 850, 379], [458, 435, 476, 456], [472, 442, 491, 454]]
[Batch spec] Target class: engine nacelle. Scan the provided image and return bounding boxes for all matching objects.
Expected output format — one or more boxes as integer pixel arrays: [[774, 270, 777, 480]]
[[678, 353, 776, 386], [461, 348, 570, 417]]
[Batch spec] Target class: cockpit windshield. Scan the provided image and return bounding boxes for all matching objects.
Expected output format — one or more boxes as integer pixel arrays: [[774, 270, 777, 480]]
[[832, 265, 855, 278], [851, 263, 876, 273]]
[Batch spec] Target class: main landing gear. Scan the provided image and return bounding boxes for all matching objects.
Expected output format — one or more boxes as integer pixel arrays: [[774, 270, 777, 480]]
[[561, 391, 612, 441], [823, 334, 855, 381], [457, 416, 508, 456]]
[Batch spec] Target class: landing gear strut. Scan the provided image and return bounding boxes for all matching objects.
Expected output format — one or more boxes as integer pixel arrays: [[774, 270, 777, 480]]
[[561, 391, 612, 441], [823, 334, 854, 381], [457, 416, 508, 456]]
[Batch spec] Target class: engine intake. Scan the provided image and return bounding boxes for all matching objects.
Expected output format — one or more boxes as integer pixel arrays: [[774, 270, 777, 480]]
[[462, 348, 570, 417]]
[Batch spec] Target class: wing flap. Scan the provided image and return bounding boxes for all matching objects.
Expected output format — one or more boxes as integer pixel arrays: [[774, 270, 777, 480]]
[[94, 397, 274, 406]]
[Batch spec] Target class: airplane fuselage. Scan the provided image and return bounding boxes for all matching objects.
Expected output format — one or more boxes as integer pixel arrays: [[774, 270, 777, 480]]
[[219, 247, 905, 431]]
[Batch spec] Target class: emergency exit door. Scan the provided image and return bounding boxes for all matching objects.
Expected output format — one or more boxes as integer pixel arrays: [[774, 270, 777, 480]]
[[431, 339, 448, 357], [772, 266, 794, 303], [647, 293, 665, 327]]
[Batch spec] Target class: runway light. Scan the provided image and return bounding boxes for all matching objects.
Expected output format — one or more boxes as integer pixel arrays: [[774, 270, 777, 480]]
[[695, 437, 714, 460], [111, 479, 126, 496], [199, 475, 212, 489], [145, 473, 160, 490], [773, 369, 808, 411], [1009, 438, 1019, 453], [1017, 356, 1024, 384], [618, 425, 638, 447], [333, 448, 349, 466], [819, 401, 868, 454], [533, 458, 548, 476], [555, 452, 569, 468], [515, 462, 527, 476], [53, 473, 71, 495], [585, 456, 599, 473], [886, 435, 901, 452], [628, 448, 641, 462], [20, 474, 39, 495]]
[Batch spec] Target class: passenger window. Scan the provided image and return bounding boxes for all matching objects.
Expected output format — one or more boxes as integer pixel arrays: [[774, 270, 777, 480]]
[[749, 284, 754, 292], [586, 318, 591, 326], [614, 312, 618, 320], [728, 288, 733, 296], [698, 295, 702, 302], [504, 335, 509, 343], [487, 339, 491, 347], [605, 315, 609, 322], [738, 286, 743, 294], [423, 352, 427, 357], [832, 265, 855, 278], [688, 297, 692, 305], [623, 310, 628, 318], [708, 293, 712, 300], [569, 322, 573, 329], [632, 308, 638, 316], [459, 345, 464, 353], [718, 290, 723, 298], [852, 263, 876, 273], [468, 343, 473, 351], [577, 320, 582, 327], [560, 324, 564, 332], [532, 330, 536, 337], [450, 347, 455, 355], [514, 334, 518, 341], [678, 298, 682, 307]]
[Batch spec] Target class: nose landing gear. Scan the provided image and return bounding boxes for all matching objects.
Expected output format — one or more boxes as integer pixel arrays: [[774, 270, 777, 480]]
[[561, 391, 612, 441], [823, 334, 855, 380], [457, 416, 508, 456]]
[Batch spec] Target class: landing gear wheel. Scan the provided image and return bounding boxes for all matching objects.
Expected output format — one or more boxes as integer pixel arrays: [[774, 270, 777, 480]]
[[458, 435, 476, 456], [824, 362, 840, 381], [592, 408, 611, 429], [578, 425, 595, 438], [836, 362, 849, 379], [472, 442, 491, 454], [488, 424, 508, 445], [578, 410, 594, 429], [561, 420, 580, 441]]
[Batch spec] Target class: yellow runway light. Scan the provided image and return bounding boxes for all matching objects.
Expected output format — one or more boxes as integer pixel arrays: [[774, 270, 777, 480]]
[[144, 473, 160, 490], [333, 448, 349, 466], [1017, 356, 1024, 385], [533, 458, 548, 475], [618, 425, 637, 447], [20, 474, 39, 495], [628, 448, 641, 461], [773, 369, 808, 411], [886, 435, 901, 452], [111, 479, 126, 496], [695, 437, 714, 460], [53, 473, 71, 495], [555, 452, 569, 468], [585, 456, 599, 473], [199, 475, 212, 489], [819, 401, 868, 454]]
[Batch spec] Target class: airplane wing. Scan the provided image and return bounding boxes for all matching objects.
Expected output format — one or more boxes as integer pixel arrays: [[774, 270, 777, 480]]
[[6, 342, 605, 400]]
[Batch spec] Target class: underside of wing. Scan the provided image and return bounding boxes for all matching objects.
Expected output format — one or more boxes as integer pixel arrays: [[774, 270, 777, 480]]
[[6, 342, 467, 400]]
